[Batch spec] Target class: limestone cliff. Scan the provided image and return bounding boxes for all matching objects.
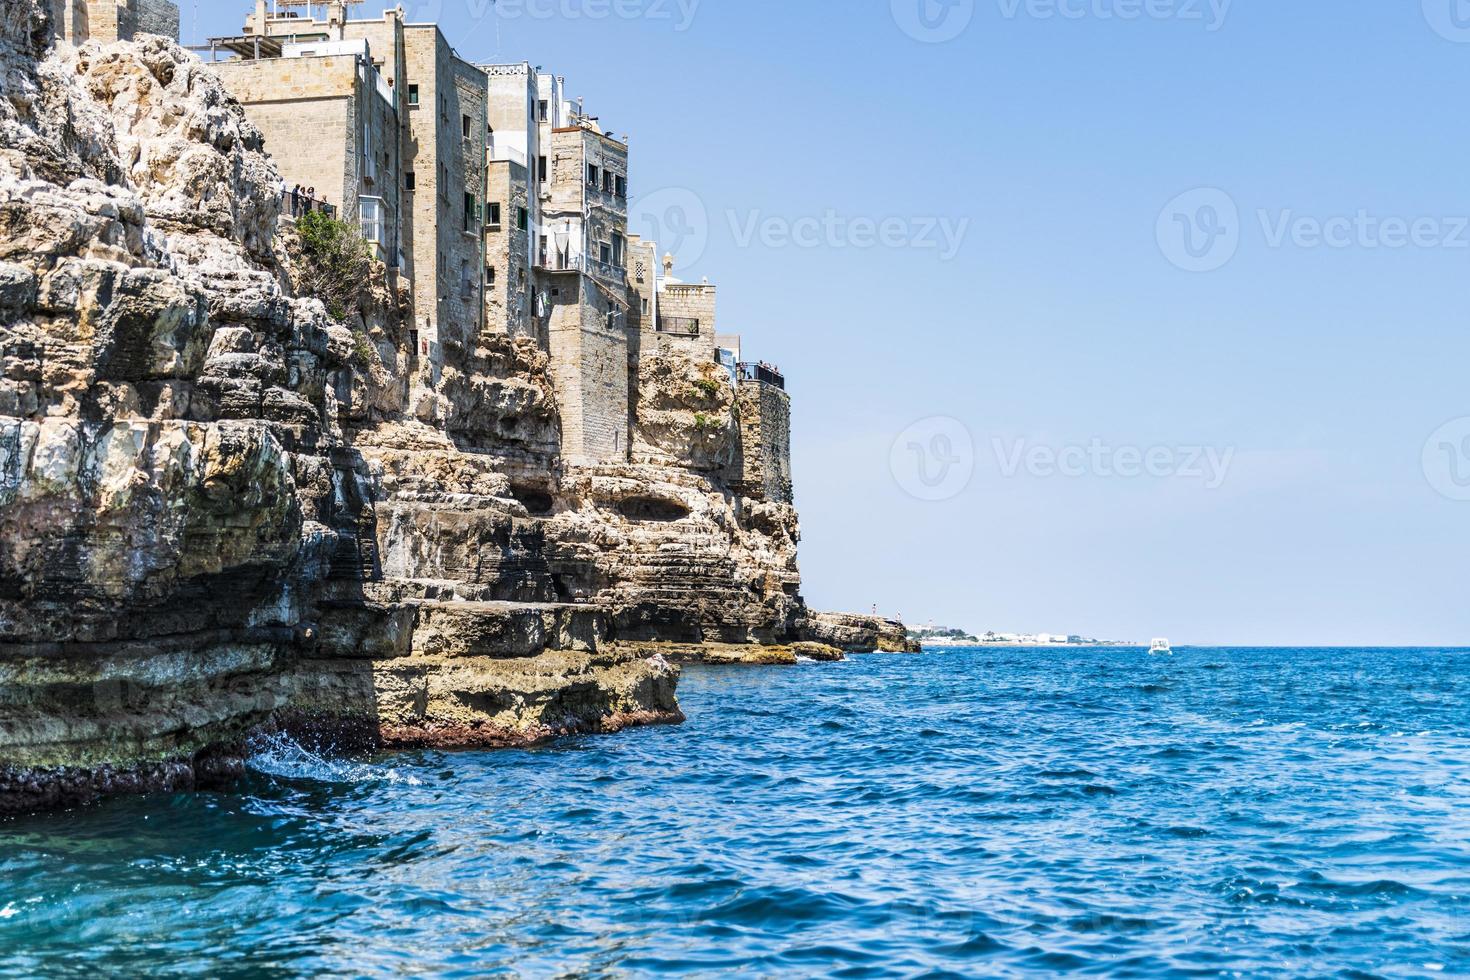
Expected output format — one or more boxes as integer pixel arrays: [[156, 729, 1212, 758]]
[[0, 3, 822, 811]]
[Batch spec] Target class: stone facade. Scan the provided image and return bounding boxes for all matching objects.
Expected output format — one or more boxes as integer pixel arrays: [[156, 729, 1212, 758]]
[[483, 62, 540, 342], [399, 24, 487, 375], [484, 159, 533, 340]]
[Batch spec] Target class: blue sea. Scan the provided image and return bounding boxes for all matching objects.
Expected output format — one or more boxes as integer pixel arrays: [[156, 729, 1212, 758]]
[[2, 647, 1468, 977]]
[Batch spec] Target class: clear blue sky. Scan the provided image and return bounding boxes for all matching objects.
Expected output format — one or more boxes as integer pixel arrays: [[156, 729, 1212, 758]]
[[188, 1, 1470, 645]]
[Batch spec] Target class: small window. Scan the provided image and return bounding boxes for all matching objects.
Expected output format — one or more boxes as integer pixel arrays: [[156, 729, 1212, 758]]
[[615, 175, 627, 198], [518, 266, 526, 286], [487, 202, 502, 230], [464, 192, 475, 232], [641, 297, 649, 314], [635, 260, 645, 283], [407, 84, 419, 107], [462, 114, 471, 139], [587, 164, 599, 188], [538, 155, 547, 182], [486, 265, 496, 286], [603, 171, 614, 194], [612, 233, 624, 266], [516, 206, 528, 231], [599, 242, 611, 264], [538, 100, 548, 122], [406, 171, 416, 191]]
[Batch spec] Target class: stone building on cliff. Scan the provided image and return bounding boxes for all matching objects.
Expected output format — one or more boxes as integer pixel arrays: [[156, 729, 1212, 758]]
[[191, 1, 794, 495]]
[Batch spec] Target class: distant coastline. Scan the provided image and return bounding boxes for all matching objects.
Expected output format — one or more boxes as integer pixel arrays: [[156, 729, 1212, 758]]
[[910, 627, 1136, 649]]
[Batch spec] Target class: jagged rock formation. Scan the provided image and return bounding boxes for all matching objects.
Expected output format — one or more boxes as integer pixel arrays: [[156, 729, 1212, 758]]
[[0, 3, 855, 812]]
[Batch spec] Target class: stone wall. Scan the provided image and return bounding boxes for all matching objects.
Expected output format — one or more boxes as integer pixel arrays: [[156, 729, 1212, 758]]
[[655, 282, 716, 357], [545, 272, 630, 464], [734, 379, 793, 504], [209, 56, 357, 210]]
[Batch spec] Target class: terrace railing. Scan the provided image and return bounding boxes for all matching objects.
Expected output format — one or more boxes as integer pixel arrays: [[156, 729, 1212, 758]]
[[657, 316, 701, 337], [738, 361, 786, 390]]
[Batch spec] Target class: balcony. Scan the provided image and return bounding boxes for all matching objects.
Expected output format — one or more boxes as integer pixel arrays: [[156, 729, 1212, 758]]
[[657, 316, 701, 337], [738, 361, 785, 390], [537, 252, 626, 284]]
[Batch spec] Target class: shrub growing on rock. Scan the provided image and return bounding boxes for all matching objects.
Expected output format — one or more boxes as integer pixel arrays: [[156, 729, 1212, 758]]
[[295, 210, 371, 321]]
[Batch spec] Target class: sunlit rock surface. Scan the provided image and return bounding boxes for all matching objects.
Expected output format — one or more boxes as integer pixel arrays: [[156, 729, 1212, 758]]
[[0, 2, 842, 812]]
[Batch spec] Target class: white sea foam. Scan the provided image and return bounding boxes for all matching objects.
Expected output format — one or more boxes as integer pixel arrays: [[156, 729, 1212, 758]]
[[246, 732, 422, 787]]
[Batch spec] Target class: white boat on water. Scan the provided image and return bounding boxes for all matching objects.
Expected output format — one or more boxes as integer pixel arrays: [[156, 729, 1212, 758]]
[[1149, 638, 1172, 656]]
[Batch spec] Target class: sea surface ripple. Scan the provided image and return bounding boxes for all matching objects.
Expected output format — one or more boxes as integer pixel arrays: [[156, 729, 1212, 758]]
[[3, 647, 1469, 977]]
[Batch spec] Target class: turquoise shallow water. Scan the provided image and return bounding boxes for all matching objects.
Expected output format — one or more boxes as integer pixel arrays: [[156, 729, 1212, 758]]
[[2, 647, 1469, 977]]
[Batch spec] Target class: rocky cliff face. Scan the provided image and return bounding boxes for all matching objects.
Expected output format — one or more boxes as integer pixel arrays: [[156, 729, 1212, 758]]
[[0, 4, 823, 812]]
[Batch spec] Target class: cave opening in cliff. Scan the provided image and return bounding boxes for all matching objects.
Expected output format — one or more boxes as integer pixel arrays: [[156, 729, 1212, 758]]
[[510, 485, 555, 516], [617, 497, 691, 522]]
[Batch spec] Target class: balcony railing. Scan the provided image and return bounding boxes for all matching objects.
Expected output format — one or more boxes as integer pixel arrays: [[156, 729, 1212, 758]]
[[657, 316, 701, 337], [738, 361, 785, 390], [537, 252, 626, 283], [282, 191, 337, 220]]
